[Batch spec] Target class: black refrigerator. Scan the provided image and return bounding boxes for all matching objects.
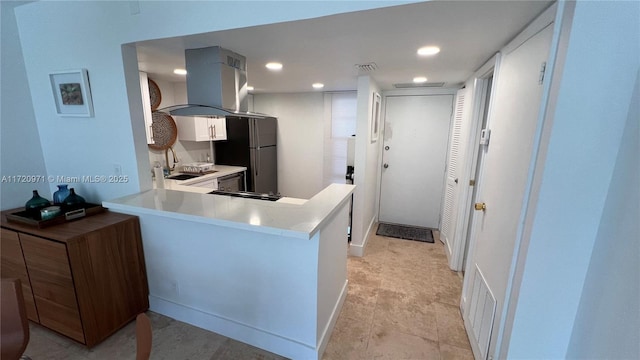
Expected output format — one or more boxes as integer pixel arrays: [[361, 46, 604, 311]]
[[215, 116, 277, 194]]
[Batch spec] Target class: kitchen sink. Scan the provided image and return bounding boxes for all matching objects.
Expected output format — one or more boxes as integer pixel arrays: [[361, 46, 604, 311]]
[[166, 173, 203, 181]]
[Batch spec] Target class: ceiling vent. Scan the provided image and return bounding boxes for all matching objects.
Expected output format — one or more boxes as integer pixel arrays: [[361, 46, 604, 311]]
[[355, 62, 378, 73], [393, 82, 445, 88]]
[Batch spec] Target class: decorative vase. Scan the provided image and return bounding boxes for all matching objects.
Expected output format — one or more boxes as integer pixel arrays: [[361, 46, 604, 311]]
[[63, 188, 86, 208], [25, 190, 51, 218], [53, 184, 71, 205]]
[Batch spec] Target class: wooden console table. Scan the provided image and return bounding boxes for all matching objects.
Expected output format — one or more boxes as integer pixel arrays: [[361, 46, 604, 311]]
[[1, 209, 149, 347]]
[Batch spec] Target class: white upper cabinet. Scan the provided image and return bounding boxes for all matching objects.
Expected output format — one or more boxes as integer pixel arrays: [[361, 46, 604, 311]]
[[139, 72, 154, 145], [175, 116, 227, 142]]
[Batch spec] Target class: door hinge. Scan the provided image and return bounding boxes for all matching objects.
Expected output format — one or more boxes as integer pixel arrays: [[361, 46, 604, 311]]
[[538, 62, 547, 85]]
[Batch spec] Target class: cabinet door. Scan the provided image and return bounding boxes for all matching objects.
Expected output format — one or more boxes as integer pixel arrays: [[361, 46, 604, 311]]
[[0, 229, 39, 322], [20, 234, 85, 343], [66, 217, 149, 347], [211, 117, 227, 141], [139, 72, 154, 145], [188, 178, 218, 189], [175, 116, 211, 142], [196, 117, 213, 142]]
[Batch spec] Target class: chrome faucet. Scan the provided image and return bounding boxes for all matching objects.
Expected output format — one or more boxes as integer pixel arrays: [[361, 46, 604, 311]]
[[164, 146, 179, 175]]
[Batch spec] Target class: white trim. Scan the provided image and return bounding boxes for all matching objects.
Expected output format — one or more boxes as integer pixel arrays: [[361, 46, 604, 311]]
[[349, 242, 364, 257], [496, 2, 572, 358], [454, 54, 501, 275], [316, 280, 349, 358], [348, 215, 376, 257], [502, 2, 557, 55], [150, 294, 323, 360]]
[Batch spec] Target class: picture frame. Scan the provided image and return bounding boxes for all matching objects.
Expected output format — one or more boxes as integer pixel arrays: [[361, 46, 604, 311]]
[[370, 92, 381, 143], [49, 69, 94, 117]]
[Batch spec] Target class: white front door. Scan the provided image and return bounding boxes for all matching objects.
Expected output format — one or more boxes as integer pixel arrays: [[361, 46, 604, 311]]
[[379, 95, 453, 228], [461, 23, 554, 359]]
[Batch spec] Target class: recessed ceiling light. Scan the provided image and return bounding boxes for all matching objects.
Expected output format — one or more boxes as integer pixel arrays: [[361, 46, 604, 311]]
[[246, 85, 254, 91], [417, 46, 440, 56], [413, 76, 428, 83], [173, 68, 187, 75], [265, 62, 283, 71], [312, 83, 324, 89]]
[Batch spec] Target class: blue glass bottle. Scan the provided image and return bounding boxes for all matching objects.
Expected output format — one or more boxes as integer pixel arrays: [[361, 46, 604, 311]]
[[53, 184, 71, 205]]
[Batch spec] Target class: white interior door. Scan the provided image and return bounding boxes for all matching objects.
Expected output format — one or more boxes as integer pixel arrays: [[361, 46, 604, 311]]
[[379, 95, 453, 228], [461, 23, 554, 360], [441, 89, 467, 248]]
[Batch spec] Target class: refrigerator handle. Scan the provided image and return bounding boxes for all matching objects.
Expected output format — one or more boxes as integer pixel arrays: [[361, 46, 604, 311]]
[[254, 119, 260, 149], [256, 148, 260, 177], [248, 119, 258, 149], [251, 150, 257, 178]]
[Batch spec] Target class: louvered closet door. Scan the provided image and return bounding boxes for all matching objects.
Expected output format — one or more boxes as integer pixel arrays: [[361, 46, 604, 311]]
[[441, 89, 466, 248]]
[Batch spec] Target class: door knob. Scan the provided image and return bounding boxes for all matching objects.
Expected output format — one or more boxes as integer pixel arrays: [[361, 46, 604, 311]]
[[474, 202, 486, 211], [385, 146, 390, 151], [383, 163, 389, 169]]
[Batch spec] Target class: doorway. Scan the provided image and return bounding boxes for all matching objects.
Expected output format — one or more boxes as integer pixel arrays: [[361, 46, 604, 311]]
[[378, 94, 454, 228], [462, 74, 493, 270], [460, 22, 554, 359]]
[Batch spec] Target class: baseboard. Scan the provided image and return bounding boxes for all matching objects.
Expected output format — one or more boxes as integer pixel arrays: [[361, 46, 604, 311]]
[[348, 217, 376, 257], [316, 280, 348, 357], [444, 234, 453, 263], [149, 295, 317, 359], [349, 242, 364, 257]]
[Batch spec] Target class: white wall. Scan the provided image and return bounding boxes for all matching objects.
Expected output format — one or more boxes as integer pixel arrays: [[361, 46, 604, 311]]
[[504, 1, 640, 357], [253, 93, 325, 199], [0, 1, 50, 209], [6, 1, 405, 204], [566, 69, 639, 360], [350, 75, 382, 256]]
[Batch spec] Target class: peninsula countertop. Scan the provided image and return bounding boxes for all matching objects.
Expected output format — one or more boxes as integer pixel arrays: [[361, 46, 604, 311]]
[[102, 183, 355, 239]]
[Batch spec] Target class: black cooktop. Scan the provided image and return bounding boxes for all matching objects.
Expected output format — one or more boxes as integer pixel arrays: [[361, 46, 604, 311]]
[[208, 190, 281, 202]]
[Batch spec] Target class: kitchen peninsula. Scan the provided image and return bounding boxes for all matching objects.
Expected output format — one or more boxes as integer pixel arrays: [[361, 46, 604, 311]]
[[102, 183, 354, 360]]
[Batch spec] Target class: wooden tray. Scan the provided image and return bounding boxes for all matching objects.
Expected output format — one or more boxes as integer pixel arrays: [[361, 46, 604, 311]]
[[6, 203, 105, 228]]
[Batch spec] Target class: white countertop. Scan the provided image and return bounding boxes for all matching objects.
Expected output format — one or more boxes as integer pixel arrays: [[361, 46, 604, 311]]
[[103, 183, 354, 239], [156, 165, 246, 193]]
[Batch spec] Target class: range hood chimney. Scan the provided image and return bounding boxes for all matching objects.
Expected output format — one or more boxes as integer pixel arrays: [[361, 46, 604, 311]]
[[160, 46, 270, 118]]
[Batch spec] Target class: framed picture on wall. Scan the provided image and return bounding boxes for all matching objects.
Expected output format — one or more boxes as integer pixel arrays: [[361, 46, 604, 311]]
[[370, 92, 381, 143], [49, 69, 94, 117]]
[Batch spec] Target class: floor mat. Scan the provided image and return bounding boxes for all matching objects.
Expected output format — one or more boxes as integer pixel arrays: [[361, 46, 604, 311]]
[[376, 223, 434, 243]]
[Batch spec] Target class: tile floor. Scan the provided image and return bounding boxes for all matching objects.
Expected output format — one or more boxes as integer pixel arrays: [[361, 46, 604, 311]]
[[23, 228, 472, 359]]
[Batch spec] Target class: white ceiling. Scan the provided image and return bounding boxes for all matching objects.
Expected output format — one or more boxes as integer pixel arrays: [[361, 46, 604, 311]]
[[136, 1, 552, 93]]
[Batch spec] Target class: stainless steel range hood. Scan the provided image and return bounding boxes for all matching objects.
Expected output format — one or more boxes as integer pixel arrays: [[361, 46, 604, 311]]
[[159, 46, 271, 119]]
